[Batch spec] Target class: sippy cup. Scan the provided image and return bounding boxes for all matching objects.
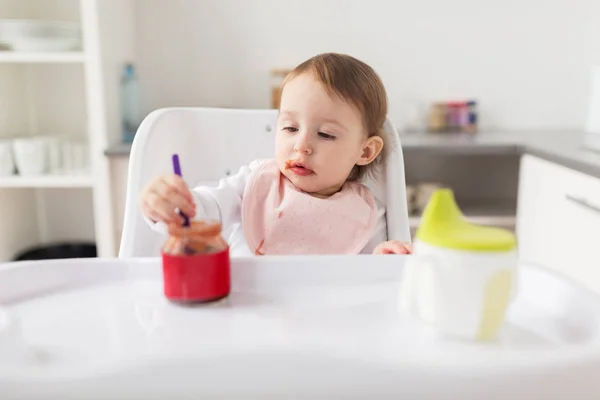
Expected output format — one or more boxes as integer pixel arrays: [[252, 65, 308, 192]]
[[398, 189, 518, 341]]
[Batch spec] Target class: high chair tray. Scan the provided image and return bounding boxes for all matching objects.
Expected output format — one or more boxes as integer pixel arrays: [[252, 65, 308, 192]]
[[1, 256, 600, 399]]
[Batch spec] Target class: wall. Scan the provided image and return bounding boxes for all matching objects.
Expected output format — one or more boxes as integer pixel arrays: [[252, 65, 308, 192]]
[[132, 0, 600, 131]]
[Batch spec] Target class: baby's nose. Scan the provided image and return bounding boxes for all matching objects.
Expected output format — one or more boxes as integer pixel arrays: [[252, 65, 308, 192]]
[[294, 136, 313, 155]]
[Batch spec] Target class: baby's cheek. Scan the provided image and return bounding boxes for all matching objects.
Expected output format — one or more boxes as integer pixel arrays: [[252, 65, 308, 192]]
[[274, 154, 287, 173], [274, 141, 287, 160]]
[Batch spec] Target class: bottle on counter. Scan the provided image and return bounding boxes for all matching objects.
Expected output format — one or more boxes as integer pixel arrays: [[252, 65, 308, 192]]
[[446, 101, 465, 131], [427, 102, 446, 132], [464, 100, 478, 134], [120, 63, 142, 143], [270, 68, 292, 109]]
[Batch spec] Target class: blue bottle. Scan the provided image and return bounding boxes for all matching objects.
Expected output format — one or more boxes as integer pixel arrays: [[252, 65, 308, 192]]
[[120, 63, 141, 143]]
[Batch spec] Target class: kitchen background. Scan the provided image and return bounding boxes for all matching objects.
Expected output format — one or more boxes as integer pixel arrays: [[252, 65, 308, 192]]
[[0, 0, 599, 290]]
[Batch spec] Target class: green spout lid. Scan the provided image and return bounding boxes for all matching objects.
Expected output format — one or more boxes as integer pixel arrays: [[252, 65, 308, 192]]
[[416, 189, 516, 252]]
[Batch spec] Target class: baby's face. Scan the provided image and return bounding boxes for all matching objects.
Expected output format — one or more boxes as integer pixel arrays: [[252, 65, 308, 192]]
[[275, 73, 368, 197]]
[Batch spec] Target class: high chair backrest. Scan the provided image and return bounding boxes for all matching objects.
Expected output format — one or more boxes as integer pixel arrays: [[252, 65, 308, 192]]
[[118, 107, 410, 258]]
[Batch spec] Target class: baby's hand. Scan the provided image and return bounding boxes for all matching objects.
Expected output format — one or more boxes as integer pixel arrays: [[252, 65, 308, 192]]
[[140, 174, 196, 225], [373, 240, 413, 255]]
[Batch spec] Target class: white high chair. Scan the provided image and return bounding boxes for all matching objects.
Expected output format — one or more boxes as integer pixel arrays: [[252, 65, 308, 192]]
[[118, 107, 411, 258]]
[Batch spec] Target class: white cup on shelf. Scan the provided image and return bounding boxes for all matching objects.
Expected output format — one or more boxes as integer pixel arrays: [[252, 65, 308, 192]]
[[60, 139, 89, 174], [45, 137, 63, 174], [12, 137, 47, 176], [0, 139, 15, 177], [72, 142, 89, 173], [61, 140, 73, 173]]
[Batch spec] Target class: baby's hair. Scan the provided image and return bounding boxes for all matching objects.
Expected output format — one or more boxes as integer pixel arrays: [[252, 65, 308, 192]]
[[281, 52, 390, 182]]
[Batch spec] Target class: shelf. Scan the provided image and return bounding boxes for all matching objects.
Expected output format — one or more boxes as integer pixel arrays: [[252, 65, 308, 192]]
[[0, 51, 85, 64], [104, 142, 132, 157], [0, 174, 94, 188]]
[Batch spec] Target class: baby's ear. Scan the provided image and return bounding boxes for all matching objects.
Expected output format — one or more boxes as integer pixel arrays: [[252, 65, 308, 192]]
[[356, 135, 384, 166]]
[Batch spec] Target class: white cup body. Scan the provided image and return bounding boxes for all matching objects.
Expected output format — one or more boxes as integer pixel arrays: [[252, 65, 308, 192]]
[[71, 142, 88, 173], [12, 137, 47, 176], [399, 241, 518, 340], [45, 137, 63, 173], [0, 140, 14, 176]]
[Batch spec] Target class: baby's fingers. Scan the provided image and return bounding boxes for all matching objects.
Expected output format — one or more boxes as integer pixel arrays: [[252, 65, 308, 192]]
[[162, 175, 195, 204], [143, 193, 186, 225], [373, 241, 412, 255], [155, 179, 195, 216]]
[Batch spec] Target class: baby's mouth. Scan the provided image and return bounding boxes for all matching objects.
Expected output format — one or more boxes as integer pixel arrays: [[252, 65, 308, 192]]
[[285, 160, 314, 176]]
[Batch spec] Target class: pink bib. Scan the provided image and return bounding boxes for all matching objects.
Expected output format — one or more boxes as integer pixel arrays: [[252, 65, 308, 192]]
[[241, 159, 378, 255]]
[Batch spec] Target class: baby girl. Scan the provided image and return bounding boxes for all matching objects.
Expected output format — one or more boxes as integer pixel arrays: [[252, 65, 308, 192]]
[[140, 52, 412, 256]]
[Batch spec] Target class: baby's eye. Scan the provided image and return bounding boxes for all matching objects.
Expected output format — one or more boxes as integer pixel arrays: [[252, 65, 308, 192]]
[[283, 126, 298, 133], [318, 132, 336, 140]]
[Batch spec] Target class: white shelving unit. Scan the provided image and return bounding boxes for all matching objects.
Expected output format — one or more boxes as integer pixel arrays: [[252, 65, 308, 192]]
[[0, 174, 94, 188], [0, 51, 85, 63], [0, 0, 135, 260]]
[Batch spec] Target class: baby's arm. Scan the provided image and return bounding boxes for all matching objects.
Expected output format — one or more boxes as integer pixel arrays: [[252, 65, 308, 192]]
[[190, 161, 259, 228], [360, 200, 388, 254], [146, 160, 262, 235], [361, 200, 412, 255]]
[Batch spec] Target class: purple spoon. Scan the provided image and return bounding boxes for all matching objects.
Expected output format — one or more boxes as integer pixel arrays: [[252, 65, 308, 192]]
[[172, 154, 190, 227]]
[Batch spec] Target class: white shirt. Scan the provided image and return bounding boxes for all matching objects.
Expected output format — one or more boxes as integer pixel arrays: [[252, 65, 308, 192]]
[[151, 160, 388, 256]]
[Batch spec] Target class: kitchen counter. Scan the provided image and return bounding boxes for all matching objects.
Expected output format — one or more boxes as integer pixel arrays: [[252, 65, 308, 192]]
[[104, 130, 600, 179], [401, 130, 600, 179], [105, 143, 133, 156]]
